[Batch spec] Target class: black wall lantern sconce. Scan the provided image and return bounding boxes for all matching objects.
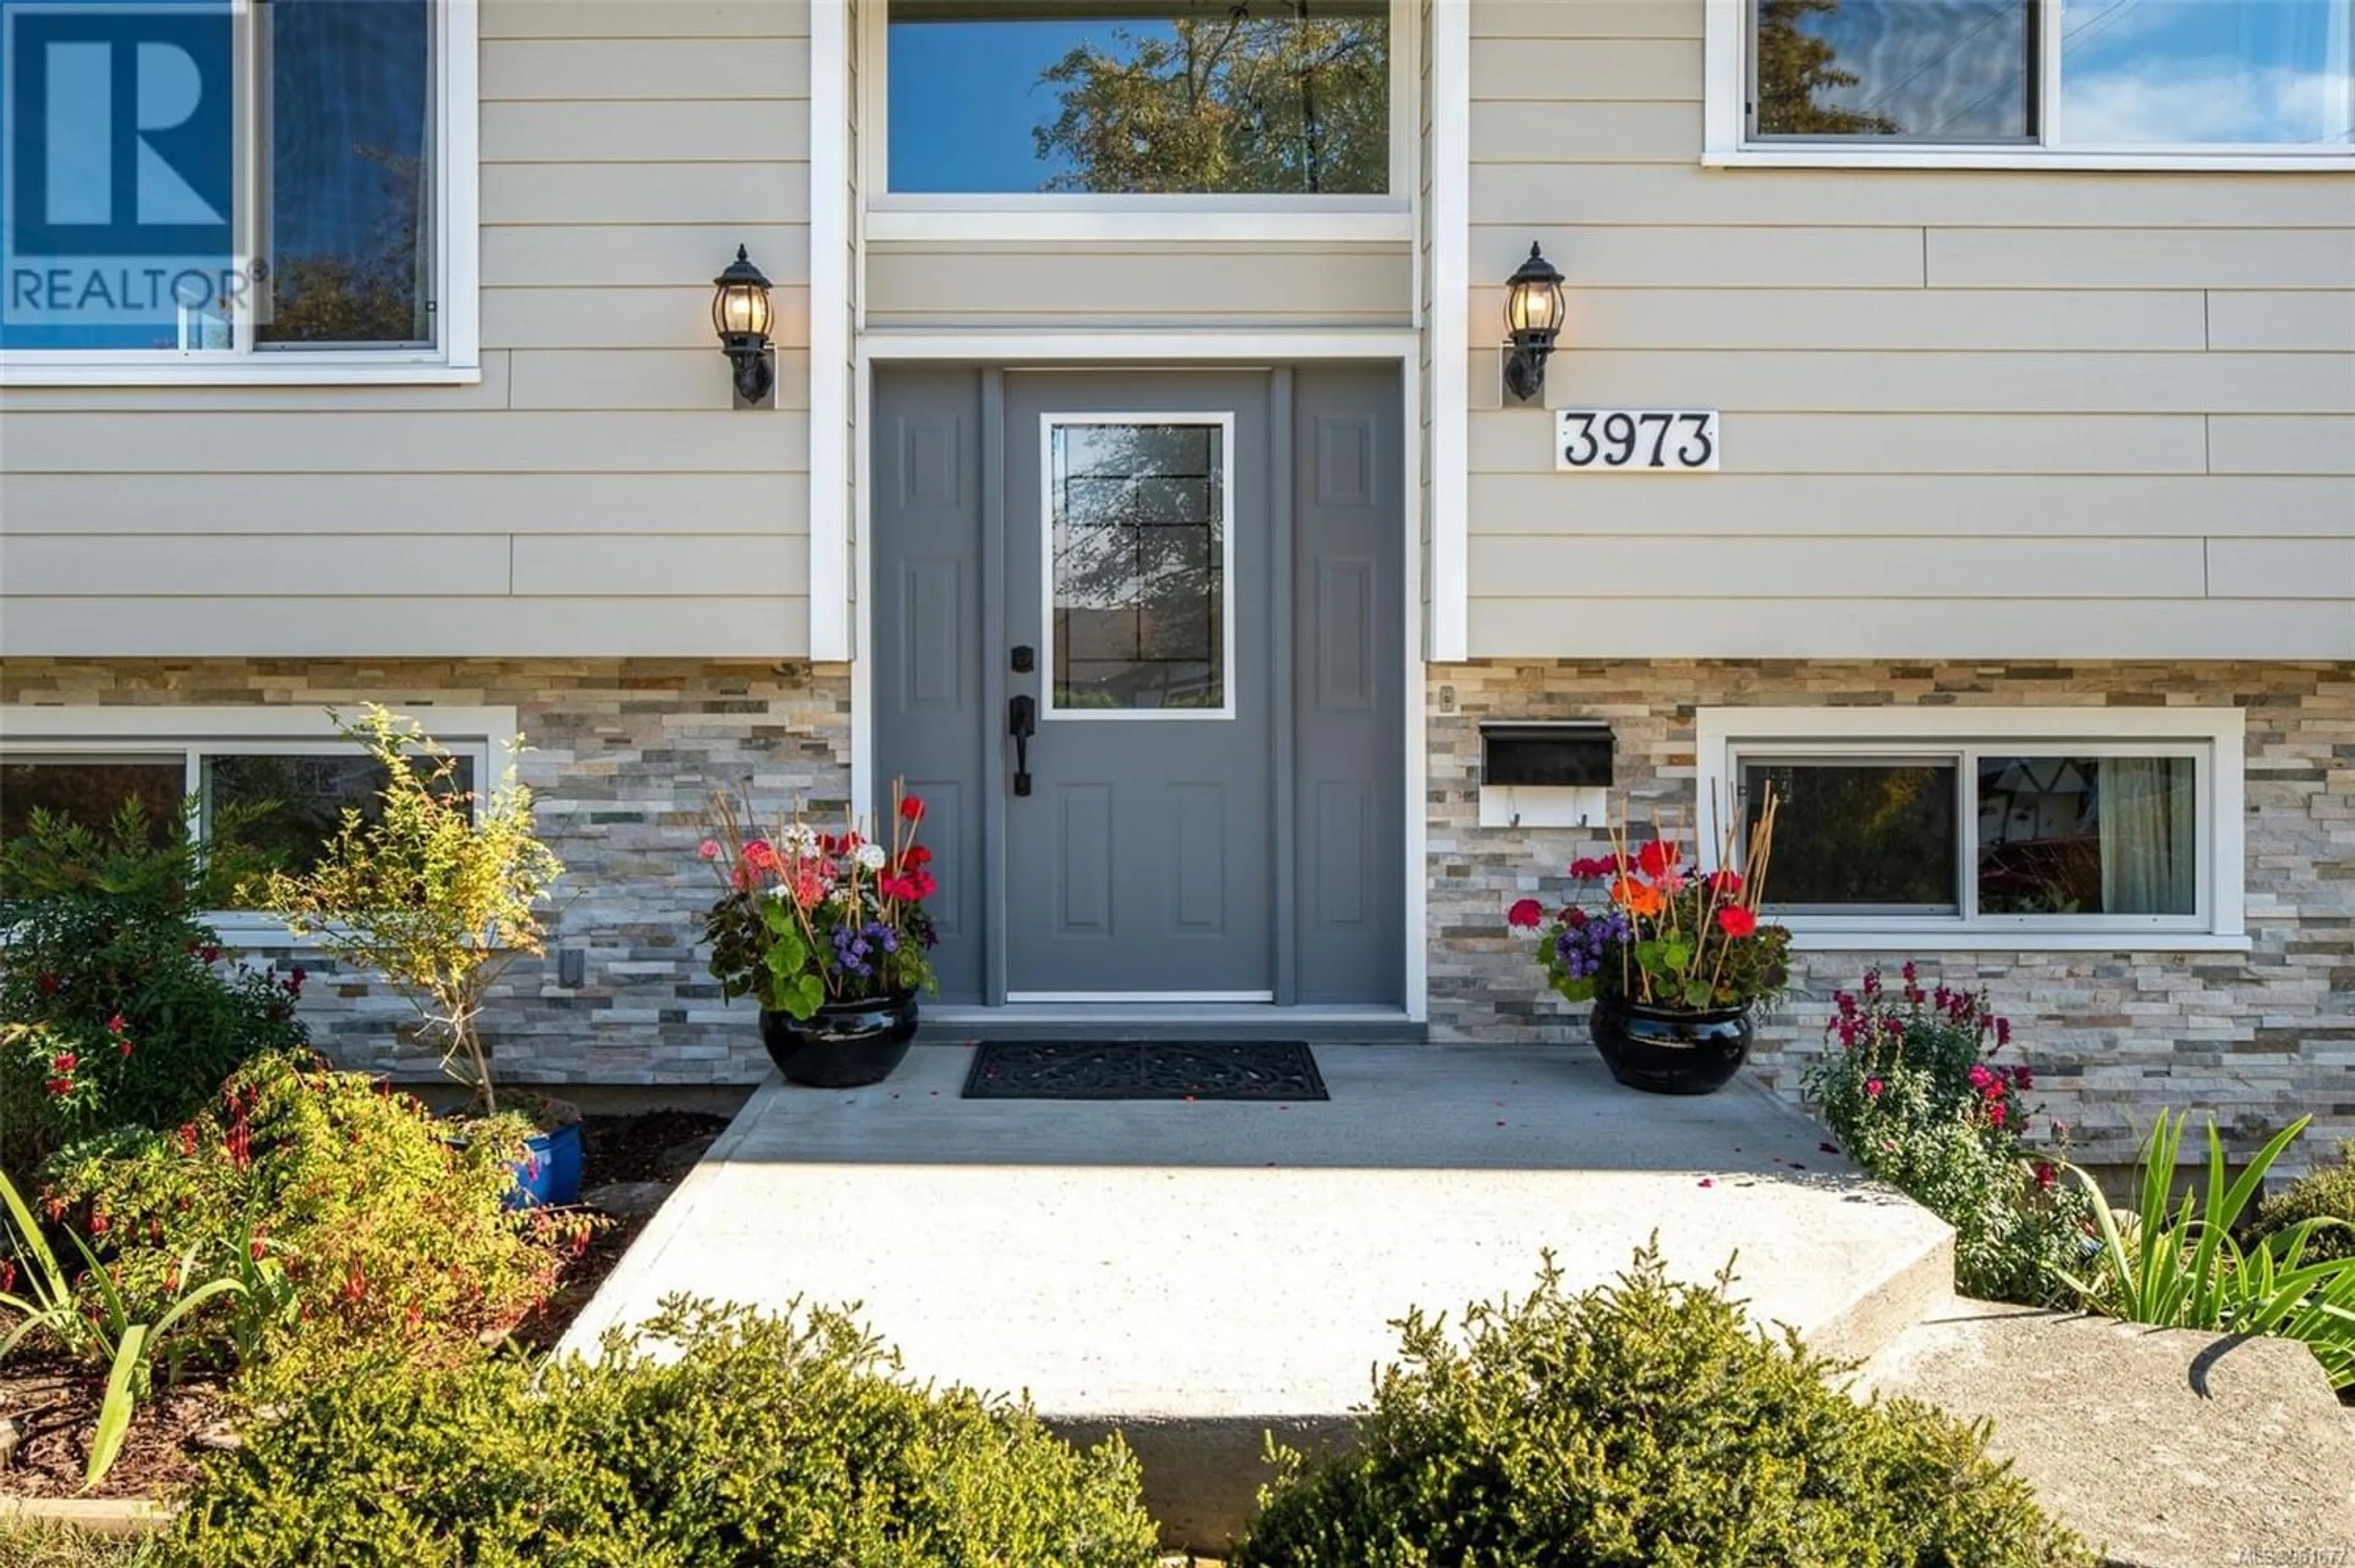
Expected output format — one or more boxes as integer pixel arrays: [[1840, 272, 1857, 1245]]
[[1502, 242, 1565, 405], [712, 245, 775, 408]]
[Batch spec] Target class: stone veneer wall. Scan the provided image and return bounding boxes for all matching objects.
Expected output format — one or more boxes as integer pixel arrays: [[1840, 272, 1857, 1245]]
[[1, 660, 851, 1085], [1426, 660, 2355, 1168]]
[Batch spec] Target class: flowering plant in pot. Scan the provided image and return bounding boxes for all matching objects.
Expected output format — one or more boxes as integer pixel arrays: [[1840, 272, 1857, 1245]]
[[1506, 800, 1793, 1095], [701, 782, 938, 1088]]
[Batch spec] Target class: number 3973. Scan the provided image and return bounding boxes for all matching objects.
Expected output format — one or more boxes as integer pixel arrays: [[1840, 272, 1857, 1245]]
[[1555, 410, 1720, 473]]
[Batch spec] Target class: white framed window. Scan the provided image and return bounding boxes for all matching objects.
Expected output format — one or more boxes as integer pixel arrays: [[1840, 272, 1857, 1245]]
[[0, 706, 515, 939], [0, 0, 480, 385], [1703, 0, 2355, 169], [860, 0, 1416, 243], [1694, 706, 2248, 951]]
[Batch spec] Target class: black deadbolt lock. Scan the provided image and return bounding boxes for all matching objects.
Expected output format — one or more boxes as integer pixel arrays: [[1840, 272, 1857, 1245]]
[[1011, 644, 1035, 673]]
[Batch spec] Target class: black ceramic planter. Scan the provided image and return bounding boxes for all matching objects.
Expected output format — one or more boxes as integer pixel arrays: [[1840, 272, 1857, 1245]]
[[760, 992, 919, 1088], [1590, 997, 1754, 1096]]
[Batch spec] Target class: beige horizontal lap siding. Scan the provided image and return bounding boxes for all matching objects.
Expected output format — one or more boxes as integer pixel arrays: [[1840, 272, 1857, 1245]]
[[0, 0, 816, 660], [1463, 0, 2355, 663], [863, 243, 1414, 330]]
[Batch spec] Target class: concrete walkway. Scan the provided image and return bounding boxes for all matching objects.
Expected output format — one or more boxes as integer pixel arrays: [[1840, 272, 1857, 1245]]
[[562, 1041, 1951, 1550]]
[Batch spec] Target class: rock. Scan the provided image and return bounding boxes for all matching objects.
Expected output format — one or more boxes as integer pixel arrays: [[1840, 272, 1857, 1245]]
[[582, 1180, 673, 1218], [655, 1136, 718, 1182], [0, 1415, 20, 1468], [192, 1422, 242, 1453], [1864, 1301, 2355, 1566]]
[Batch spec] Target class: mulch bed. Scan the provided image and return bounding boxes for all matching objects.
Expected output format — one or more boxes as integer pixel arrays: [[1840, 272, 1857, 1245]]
[[576, 1110, 730, 1185], [0, 1109, 735, 1501], [0, 1357, 229, 1501]]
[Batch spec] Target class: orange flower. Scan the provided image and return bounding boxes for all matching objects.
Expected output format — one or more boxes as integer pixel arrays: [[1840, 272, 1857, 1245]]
[[1610, 876, 1666, 918]]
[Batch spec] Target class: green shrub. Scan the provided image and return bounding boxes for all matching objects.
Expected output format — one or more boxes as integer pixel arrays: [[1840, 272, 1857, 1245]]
[[40, 1052, 586, 1367], [1804, 966, 2090, 1305], [169, 1295, 1161, 1567], [1233, 1246, 2094, 1568], [0, 805, 307, 1179], [2256, 1140, 2355, 1264]]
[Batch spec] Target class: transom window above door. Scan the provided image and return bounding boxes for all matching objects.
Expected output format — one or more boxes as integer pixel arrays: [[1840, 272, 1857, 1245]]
[[1708, 0, 2355, 168], [867, 0, 1412, 240]]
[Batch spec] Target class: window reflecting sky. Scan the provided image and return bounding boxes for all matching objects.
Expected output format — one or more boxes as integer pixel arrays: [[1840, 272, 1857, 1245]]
[[2061, 0, 2354, 144], [1758, 0, 2354, 144], [889, 3, 1388, 194]]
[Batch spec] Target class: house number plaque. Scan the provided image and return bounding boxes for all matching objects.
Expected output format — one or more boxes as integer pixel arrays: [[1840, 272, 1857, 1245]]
[[1555, 410, 1720, 473]]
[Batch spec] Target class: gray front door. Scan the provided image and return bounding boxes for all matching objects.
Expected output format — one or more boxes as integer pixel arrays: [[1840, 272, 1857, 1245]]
[[870, 365, 1404, 1008], [1003, 372, 1274, 997]]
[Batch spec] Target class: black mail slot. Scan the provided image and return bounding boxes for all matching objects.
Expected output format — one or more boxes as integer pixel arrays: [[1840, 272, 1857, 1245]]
[[1481, 724, 1614, 788]]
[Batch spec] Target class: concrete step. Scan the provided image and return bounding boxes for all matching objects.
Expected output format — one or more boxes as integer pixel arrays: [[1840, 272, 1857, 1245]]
[[1862, 1301, 2355, 1566], [565, 1041, 1955, 1553]]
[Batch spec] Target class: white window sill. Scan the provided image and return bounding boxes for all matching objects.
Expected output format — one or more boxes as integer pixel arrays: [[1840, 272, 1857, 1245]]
[[864, 202, 1414, 245], [1789, 931, 2252, 955], [0, 362, 481, 388], [1704, 147, 2355, 174]]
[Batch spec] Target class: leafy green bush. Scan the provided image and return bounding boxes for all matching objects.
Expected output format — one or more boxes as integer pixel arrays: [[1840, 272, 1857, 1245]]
[[1233, 1246, 2094, 1568], [169, 1295, 1161, 1567], [2062, 1111, 2355, 1391], [40, 1052, 586, 1367], [1804, 966, 2089, 1305], [2256, 1140, 2355, 1264], [0, 803, 307, 1179]]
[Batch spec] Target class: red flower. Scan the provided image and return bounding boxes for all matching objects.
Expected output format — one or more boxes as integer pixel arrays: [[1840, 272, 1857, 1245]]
[[44, 1078, 71, 1098], [0, 1260, 15, 1293], [907, 870, 936, 900], [50, 1052, 77, 1074], [201, 945, 221, 964], [1988, 1103, 2008, 1130], [118, 1038, 134, 1059], [1706, 870, 1743, 896], [1864, 1078, 1883, 1099], [1714, 906, 1758, 938], [1506, 898, 1545, 930], [1635, 839, 1680, 879], [35, 972, 58, 995], [742, 839, 779, 871], [699, 839, 721, 860], [1567, 856, 1615, 880], [88, 1211, 108, 1236], [106, 1014, 126, 1036], [2034, 1161, 2057, 1193], [900, 795, 925, 822]]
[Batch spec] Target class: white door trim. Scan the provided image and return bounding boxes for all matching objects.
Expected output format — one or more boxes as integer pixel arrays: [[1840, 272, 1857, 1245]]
[[853, 331, 1427, 1022]]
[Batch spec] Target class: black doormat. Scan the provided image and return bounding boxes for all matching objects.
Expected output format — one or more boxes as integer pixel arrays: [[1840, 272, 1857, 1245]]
[[961, 1041, 1328, 1101]]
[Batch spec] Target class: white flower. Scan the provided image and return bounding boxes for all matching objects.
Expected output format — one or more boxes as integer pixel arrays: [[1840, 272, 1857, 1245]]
[[766, 884, 792, 901], [786, 824, 820, 853], [856, 843, 887, 871]]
